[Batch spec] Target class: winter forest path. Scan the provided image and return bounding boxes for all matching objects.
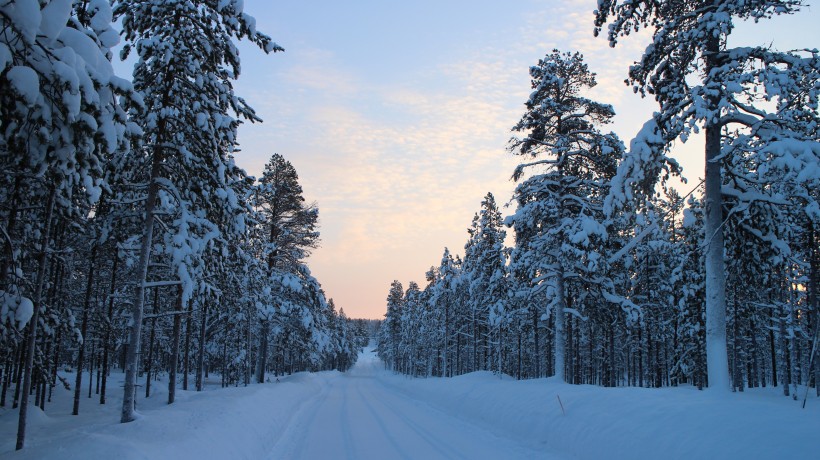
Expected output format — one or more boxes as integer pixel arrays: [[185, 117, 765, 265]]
[[267, 349, 554, 460]]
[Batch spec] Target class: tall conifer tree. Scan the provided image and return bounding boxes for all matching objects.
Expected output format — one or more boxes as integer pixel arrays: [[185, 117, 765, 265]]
[[596, 0, 820, 390], [113, 0, 280, 422]]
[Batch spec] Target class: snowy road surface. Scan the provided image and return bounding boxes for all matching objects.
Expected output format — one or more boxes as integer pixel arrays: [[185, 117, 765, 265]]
[[267, 350, 554, 459], [5, 349, 816, 460]]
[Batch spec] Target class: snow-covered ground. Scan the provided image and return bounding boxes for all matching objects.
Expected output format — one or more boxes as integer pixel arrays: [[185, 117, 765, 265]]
[[1, 349, 818, 459], [268, 350, 549, 459]]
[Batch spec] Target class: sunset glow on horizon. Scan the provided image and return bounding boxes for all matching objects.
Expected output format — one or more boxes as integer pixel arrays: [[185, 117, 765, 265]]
[[229, 0, 820, 319]]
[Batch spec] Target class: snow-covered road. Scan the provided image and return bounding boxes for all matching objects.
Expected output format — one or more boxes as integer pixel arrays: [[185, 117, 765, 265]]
[[268, 350, 552, 459], [5, 347, 818, 459]]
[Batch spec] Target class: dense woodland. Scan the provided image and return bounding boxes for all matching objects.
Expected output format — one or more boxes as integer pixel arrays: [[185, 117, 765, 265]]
[[378, 1, 820, 396], [0, 0, 368, 450], [2, 0, 820, 454]]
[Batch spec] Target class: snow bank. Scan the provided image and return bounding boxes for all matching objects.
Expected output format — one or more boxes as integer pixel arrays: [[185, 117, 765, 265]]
[[0, 371, 328, 459], [379, 370, 820, 460]]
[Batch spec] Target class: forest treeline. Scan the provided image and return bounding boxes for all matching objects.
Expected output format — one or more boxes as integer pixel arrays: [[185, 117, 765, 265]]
[[0, 0, 368, 450], [377, 2, 819, 397]]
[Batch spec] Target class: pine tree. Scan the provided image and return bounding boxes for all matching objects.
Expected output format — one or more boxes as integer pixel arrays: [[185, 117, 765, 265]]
[[252, 153, 318, 382], [1, 0, 135, 448], [429, 248, 458, 377], [113, 0, 280, 422], [380, 280, 404, 371], [596, 0, 820, 391], [462, 193, 507, 375], [507, 50, 623, 382]]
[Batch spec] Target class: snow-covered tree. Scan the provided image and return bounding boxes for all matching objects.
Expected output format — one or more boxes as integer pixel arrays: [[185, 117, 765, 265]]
[[1, 0, 136, 448], [252, 153, 318, 382], [507, 50, 623, 383], [596, 0, 820, 391], [113, 0, 281, 422], [379, 280, 404, 371], [462, 193, 507, 374], [428, 248, 459, 377]]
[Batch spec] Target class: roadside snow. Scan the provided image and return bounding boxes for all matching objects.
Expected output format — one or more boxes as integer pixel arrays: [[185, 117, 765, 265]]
[[381, 369, 819, 459], [0, 372, 323, 459], [1, 348, 817, 459]]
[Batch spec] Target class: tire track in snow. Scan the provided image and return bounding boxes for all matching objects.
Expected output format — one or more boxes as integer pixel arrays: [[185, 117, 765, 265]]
[[351, 381, 415, 460], [264, 350, 550, 459], [266, 376, 332, 459], [339, 375, 358, 459], [354, 380, 467, 460]]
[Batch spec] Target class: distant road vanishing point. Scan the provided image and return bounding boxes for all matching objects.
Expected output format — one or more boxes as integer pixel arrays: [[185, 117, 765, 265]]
[[267, 349, 553, 460]]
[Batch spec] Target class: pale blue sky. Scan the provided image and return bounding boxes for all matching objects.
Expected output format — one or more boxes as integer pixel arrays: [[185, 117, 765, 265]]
[[172, 1, 819, 319]]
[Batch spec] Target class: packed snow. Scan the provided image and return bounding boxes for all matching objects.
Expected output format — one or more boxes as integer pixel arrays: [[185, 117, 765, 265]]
[[2, 347, 818, 459]]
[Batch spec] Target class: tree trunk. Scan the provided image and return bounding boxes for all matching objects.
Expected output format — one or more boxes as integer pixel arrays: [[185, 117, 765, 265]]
[[574, 317, 582, 384], [145, 287, 159, 398], [703, 33, 730, 392], [533, 305, 540, 378], [443, 296, 449, 378], [184, 300, 192, 390], [1, 345, 16, 406], [39, 338, 51, 410], [48, 329, 61, 403], [553, 269, 566, 383], [497, 322, 503, 378], [88, 339, 95, 399], [73, 246, 97, 415], [0, 175, 22, 287], [779, 302, 790, 397], [196, 299, 209, 391], [16, 188, 55, 450], [811, 224, 819, 396], [567, 310, 575, 384], [609, 324, 616, 387], [590, 322, 596, 385], [732, 290, 743, 392], [749, 320, 760, 388], [34, 373, 42, 410], [221, 322, 229, 388], [769, 305, 778, 388], [244, 308, 252, 386], [121, 142, 164, 423], [100, 250, 118, 405], [95, 349, 102, 395], [12, 331, 26, 409], [637, 321, 644, 387], [471, 312, 477, 373], [789, 283, 799, 399], [517, 324, 522, 380], [456, 329, 461, 376], [546, 312, 553, 378], [256, 319, 269, 383], [168, 288, 183, 404]]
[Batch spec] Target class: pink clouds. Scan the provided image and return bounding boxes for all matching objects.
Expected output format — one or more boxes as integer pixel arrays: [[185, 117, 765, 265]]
[[228, 0, 817, 319]]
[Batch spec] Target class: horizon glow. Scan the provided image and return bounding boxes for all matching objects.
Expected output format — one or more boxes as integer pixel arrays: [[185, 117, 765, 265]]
[[226, 1, 820, 320]]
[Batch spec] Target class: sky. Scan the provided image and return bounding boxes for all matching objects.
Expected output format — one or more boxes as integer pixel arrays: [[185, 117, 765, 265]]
[[217, 0, 820, 320]]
